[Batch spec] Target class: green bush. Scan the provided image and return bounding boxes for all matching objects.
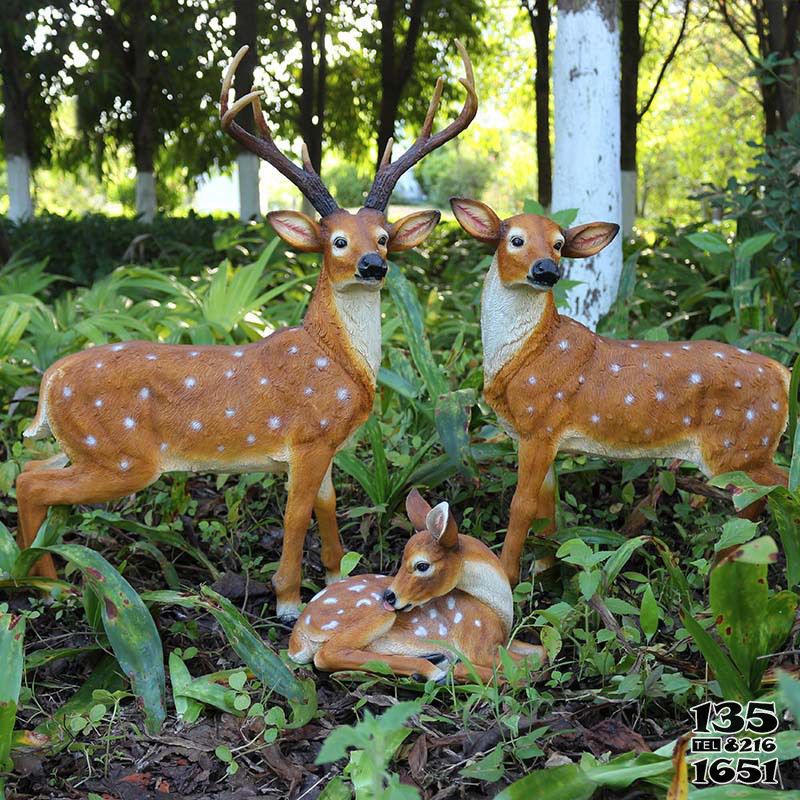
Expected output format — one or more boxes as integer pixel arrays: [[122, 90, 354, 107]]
[[416, 147, 492, 208], [326, 162, 370, 208]]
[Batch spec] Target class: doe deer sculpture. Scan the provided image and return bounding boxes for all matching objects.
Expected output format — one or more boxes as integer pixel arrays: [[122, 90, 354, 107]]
[[289, 490, 545, 683], [15, 42, 477, 622], [450, 198, 791, 584]]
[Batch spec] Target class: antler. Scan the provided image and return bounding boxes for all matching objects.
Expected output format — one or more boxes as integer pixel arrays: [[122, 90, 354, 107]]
[[364, 40, 478, 212], [220, 46, 339, 217]]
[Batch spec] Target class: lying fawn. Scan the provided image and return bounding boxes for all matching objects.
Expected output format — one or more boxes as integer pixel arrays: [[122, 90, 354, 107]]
[[288, 490, 545, 683], [15, 43, 477, 621], [450, 198, 791, 584]]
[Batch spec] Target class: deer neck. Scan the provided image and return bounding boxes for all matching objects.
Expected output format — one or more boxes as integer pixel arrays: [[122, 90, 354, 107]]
[[455, 536, 514, 638], [481, 255, 558, 383], [303, 269, 382, 391]]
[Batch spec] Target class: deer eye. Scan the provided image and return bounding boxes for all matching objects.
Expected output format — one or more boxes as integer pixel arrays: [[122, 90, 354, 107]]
[[333, 237, 348, 249], [414, 561, 431, 574], [510, 236, 525, 248], [554, 241, 563, 251], [377, 234, 388, 246]]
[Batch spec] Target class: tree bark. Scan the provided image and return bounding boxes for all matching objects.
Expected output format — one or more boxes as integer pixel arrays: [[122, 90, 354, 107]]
[[620, 0, 640, 236], [524, 0, 552, 208], [131, 0, 156, 222], [234, 0, 261, 220], [552, 0, 622, 330]]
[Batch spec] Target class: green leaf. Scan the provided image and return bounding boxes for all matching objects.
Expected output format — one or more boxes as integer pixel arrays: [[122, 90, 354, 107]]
[[777, 670, 800, 728], [640, 584, 660, 641], [434, 388, 477, 476], [46, 544, 166, 734], [735, 232, 774, 262], [496, 763, 596, 800], [551, 208, 579, 227], [686, 232, 729, 254], [578, 570, 601, 601], [339, 551, 362, 577], [716, 518, 759, 551], [0, 614, 24, 772], [461, 745, 505, 782], [168, 652, 203, 724], [768, 488, 800, 587], [0, 522, 20, 576]]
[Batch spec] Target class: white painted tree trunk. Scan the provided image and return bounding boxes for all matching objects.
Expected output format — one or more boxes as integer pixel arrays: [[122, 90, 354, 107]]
[[136, 171, 157, 223], [553, 0, 622, 330], [237, 152, 261, 220], [621, 170, 636, 236], [7, 154, 33, 223]]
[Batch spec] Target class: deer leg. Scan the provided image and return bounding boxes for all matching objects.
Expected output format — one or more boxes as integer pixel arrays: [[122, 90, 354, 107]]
[[15, 463, 157, 579], [273, 447, 333, 622], [313, 464, 344, 585], [314, 641, 447, 682], [500, 439, 557, 585], [533, 465, 557, 575]]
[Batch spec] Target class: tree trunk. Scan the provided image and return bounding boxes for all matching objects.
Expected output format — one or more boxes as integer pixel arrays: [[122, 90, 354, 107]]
[[1, 17, 34, 223], [132, 0, 156, 222], [764, 0, 799, 129], [620, 0, 639, 236], [525, 0, 552, 208], [234, 0, 261, 220], [552, 0, 622, 330]]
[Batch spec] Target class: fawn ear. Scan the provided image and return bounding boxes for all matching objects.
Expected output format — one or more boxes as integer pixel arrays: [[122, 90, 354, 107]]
[[450, 197, 502, 244], [406, 489, 432, 531], [267, 210, 323, 252], [562, 222, 619, 258], [388, 210, 441, 252], [426, 502, 458, 549]]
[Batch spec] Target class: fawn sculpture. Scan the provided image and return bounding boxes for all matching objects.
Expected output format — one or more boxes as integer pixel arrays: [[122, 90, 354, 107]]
[[289, 490, 545, 682], [450, 198, 791, 584], [15, 43, 477, 621]]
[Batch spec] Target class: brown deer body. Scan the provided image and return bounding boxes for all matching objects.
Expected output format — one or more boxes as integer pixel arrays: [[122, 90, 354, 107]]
[[15, 44, 477, 621], [450, 199, 791, 584], [289, 490, 544, 682]]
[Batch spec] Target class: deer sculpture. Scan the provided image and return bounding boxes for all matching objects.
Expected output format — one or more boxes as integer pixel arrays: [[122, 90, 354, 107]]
[[15, 43, 477, 622], [289, 489, 545, 683], [450, 198, 791, 584]]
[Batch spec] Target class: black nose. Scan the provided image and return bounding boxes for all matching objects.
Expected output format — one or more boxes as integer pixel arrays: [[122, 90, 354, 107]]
[[357, 252, 388, 280], [383, 589, 396, 607], [529, 258, 561, 287]]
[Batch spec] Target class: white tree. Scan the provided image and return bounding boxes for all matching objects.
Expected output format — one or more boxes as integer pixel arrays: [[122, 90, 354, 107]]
[[552, 0, 622, 330], [237, 153, 261, 220], [6, 155, 33, 223]]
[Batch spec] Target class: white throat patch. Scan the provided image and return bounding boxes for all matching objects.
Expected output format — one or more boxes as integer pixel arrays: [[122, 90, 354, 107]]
[[481, 256, 550, 382], [332, 286, 382, 379]]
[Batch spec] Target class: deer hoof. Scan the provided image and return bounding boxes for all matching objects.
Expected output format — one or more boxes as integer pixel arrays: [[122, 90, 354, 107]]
[[275, 600, 301, 624]]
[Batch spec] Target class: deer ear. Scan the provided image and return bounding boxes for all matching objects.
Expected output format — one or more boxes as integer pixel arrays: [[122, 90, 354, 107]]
[[562, 222, 619, 258], [450, 197, 502, 244], [426, 501, 458, 549], [267, 210, 323, 252], [406, 489, 433, 531], [388, 210, 441, 252]]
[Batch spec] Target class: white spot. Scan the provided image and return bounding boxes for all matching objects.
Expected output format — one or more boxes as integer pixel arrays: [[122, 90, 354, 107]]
[[625, 393, 635, 405], [689, 373, 702, 385], [225, 369, 234, 379], [454, 612, 463, 624], [714, 352, 725, 359], [642, 361, 649, 369], [321, 620, 339, 631], [320, 419, 329, 429], [411, 617, 418, 624], [714, 408, 723, 417], [94, 398, 103, 408], [311, 588, 327, 601], [744, 452, 750, 461], [349, 584, 367, 593], [758, 367, 765, 374], [246, 434, 256, 445], [663, 351, 672, 358], [555, 391, 564, 400], [160, 442, 168, 452], [337, 609, 344, 615], [629, 343, 639, 349], [738, 347, 748, 354], [683, 416, 692, 426], [323, 597, 337, 605], [372, 593, 382, 602], [123, 417, 136, 429], [268, 416, 282, 430], [189, 350, 199, 357], [112, 344, 125, 352], [139, 388, 150, 400], [446, 597, 455, 610], [734, 380, 743, 388], [682, 345, 691, 351], [259, 377, 269, 385], [305, 615, 311, 625], [233, 350, 244, 358], [304, 386, 314, 396], [225, 408, 236, 417], [85, 435, 97, 447], [578, 375, 585, 384], [95, 361, 103, 369], [190, 420, 202, 431], [771, 401, 780, 411], [146, 353, 157, 361], [336, 387, 350, 402], [119, 459, 130, 471], [218, 444, 225, 452], [723, 439, 732, 448], [745, 409, 755, 421], [414, 626, 428, 637], [438, 624, 448, 636], [356, 599, 372, 607], [474, 619, 482, 628], [655, 390, 666, 402], [527, 405, 535, 414], [62, 386, 73, 398], [762, 436, 770, 446], [546, 426, 553, 433], [184, 377, 197, 388], [558, 339, 569, 351], [644, 427, 653, 436], [428, 608, 438, 619], [288, 345, 298, 355], [591, 414, 601, 424], [527, 375, 537, 385], [609, 363, 621, 374], [316, 357, 329, 369]]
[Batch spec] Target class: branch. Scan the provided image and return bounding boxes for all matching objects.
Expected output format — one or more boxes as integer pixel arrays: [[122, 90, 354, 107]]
[[638, 0, 692, 120], [718, 0, 756, 61]]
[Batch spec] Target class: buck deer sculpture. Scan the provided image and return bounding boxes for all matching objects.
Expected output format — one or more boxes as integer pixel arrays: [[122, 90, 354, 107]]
[[289, 489, 545, 682], [450, 198, 791, 584], [15, 43, 477, 622]]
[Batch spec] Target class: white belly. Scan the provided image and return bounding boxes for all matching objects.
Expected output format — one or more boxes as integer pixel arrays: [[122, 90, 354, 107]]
[[160, 454, 289, 475]]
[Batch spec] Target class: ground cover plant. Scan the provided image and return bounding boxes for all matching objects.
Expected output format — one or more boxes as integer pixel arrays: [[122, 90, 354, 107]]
[[1, 199, 800, 799]]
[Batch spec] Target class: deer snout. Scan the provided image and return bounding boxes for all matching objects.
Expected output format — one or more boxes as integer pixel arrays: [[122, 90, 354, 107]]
[[528, 258, 561, 288], [382, 588, 397, 612], [357, 252, 388, 281]]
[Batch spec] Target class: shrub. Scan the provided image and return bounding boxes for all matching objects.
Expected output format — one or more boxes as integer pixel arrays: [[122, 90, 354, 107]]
[[416, 147, 491, 208]]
